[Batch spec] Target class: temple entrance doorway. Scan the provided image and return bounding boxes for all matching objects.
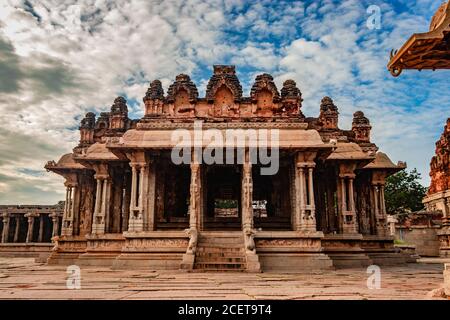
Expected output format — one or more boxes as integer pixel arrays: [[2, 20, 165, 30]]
[[204, 165, 242, 230], [155, 160, 191, 230], [252, 158, 292, 231]]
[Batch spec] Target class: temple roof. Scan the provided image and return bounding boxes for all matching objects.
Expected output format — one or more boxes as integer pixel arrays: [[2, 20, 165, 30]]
[[327, 142, 373, 161], [387, 1, 450, 76], [45, 153, 85, 171], [109, 126, 330, 150], [75, 143, 120, 161], [363, 152, 406, 171]]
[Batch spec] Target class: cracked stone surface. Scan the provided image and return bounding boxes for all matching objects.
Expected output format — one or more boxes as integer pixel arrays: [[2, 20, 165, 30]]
[[0, 258, 447, 300]]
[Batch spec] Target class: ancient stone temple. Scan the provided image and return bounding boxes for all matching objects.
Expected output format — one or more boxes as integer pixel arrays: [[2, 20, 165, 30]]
[[45, 65, 408, 271], [423, 118, 450, 257], [388, 1, 450, 76]]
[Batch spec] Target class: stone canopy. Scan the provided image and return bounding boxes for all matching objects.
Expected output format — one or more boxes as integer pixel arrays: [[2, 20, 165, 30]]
[[388, 1, 450, 76]]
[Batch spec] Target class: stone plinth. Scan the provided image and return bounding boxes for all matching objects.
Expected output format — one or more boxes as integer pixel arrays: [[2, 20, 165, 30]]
[[255, 231, 333, 272], [77, 233, 125, 266], [361, 235, 411, 265], [322, 234, 372, 268], [0, 243, 54, 263], [46, 236, 88, 265], [112, 231, 189, 270]]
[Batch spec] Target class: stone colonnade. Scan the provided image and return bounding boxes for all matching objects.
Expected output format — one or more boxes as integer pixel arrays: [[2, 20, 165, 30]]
[[56, 148, 391, 238], [1, 210, 62, 243]]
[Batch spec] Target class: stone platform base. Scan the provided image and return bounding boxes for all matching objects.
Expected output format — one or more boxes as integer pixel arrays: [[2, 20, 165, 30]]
[[46, 236, 87, 265], [395, 244, 420, 263], [254, 231, 334, 272], [0, 243, 54, 263], [47, 252, 83, 265], [258, 253, 333, 272], [37, 231, 412, 272], [323, 234, 410, 268]]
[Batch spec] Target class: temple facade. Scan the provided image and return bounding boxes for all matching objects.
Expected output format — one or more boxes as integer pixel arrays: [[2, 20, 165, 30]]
[[423, 118, 450, 257], [45, 65, 408, 271]]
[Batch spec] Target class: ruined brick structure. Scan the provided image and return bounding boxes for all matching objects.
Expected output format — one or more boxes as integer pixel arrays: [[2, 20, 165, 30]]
[[423, 118, 450, 257], [44, 65, 409, 271]]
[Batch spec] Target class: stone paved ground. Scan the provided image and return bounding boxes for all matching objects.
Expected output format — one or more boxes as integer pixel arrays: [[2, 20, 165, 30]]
[[0, 257, 446, 300]]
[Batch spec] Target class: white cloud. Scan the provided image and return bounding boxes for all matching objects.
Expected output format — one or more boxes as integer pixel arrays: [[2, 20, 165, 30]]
[[0, 0, 448, 204]]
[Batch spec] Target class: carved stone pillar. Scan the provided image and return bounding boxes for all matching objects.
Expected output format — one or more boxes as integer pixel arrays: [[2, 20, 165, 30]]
[[128, 163, 144, 232], [242, 153, 254, 232], [13, 215, 20, 243], [293, 154, 317, 232], [338, 175, 358, 234], [241, 149, 260, 272], [61, 185, 74, 236], [444, 198, 450, 227], [373, 183, 388, 236], [147, 160, 156, 231], [25, 213, 36, 243], [1, 213, 10, 243], [38, 214, 44, 242], [49, 212, 60, 238], [92, 176, 109, 234], [292, 162, 301, 231], [348, 177, 356, 213], [181, 154, 202, 270], [189, 160, 201, 230], [303, 164, 317, 232]]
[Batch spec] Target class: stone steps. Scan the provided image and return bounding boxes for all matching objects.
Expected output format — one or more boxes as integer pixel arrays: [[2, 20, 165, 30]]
[[194, 232, 247, 271], [195, 256, 246, 263], [194, 262, 246, 271]]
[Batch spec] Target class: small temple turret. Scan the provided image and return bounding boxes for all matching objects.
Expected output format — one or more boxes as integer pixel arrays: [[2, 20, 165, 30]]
[[280, 79, 303, 117], [79, 112, 96, 146], [352, 111, 372, 143], [109, 96, 128, 130], [167, 74, 198, 117], [206, 65, 243, 102], [319, 96, 339, 129], [143, 80, 165, 116]]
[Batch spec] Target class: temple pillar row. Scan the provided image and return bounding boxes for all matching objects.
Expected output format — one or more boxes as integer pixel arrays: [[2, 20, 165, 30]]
[[338, 174, 358, 234]]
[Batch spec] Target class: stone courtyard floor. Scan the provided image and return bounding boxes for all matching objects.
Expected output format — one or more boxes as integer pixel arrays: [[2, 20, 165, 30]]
[[0, 257, 446, 300]]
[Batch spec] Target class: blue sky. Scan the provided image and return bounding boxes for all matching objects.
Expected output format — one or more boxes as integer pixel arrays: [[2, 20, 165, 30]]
[[0, 0, 449, 204]]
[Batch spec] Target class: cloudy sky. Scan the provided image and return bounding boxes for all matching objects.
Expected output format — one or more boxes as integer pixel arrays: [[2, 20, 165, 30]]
[[0, 0, 449, 204]]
